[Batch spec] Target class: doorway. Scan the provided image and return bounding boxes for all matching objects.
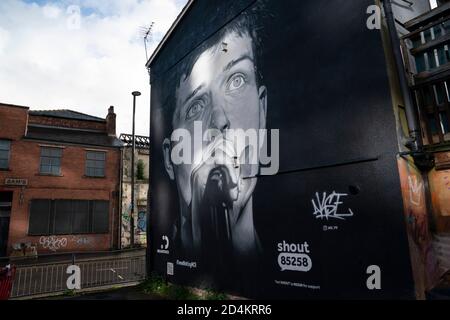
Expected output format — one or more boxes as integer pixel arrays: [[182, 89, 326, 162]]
[[0, 191, 12, 257]]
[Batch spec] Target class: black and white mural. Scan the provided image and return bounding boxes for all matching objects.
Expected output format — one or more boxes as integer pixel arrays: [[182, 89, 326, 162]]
[[148, 0, 417, 299]]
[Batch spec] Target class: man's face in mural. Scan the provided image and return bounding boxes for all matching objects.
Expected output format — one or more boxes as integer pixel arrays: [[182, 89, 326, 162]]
[[164, 30, 267, 254]]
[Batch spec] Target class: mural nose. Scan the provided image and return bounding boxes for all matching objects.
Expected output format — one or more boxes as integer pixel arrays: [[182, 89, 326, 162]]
[[210, 106, 230, 132]]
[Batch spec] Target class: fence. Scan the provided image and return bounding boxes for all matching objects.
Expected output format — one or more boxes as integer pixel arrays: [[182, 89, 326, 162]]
[[8, 251, 146, 299]]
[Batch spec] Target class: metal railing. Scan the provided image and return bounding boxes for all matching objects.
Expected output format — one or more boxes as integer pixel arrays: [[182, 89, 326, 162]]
[[8, 252, 146, 299]]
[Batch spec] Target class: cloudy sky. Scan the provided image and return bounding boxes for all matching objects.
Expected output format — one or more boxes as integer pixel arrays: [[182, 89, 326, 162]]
[[0, 0, 188, 136]]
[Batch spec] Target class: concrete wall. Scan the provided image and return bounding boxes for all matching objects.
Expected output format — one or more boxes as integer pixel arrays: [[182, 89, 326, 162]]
[[121, 147, 149, 248]]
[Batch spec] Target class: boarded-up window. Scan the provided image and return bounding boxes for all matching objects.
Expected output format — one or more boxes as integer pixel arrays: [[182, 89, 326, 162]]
[[54, 200, 72, 235], [29, 200, 51, 235], [92, 201, 109, 233], [72, 200, 90, 234], [29, 200, 109, 235]]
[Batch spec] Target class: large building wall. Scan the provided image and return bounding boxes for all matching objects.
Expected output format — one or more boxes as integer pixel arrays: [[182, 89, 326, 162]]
[[0, 104, 121, 255], [148, 0, 417, 299], [2, 140, 120, 254], [379, 0, 450, 295]]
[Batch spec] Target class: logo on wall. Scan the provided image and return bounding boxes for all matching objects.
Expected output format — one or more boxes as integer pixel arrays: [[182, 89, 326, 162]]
[[277, 241, 312, 272], [157, 235, 170, 255], [311, 191, 354, 221]]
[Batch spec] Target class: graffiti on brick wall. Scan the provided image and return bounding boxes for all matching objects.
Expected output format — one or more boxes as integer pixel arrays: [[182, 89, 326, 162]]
[[408, 176, 423, 207], [398, 157, 441, 290], [39, 236, 68, 252], [38, 236, 95, 252], [70, 236, 92, 247]]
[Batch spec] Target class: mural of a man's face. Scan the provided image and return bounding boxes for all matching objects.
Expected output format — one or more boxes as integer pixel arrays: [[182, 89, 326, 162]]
[[163, 29, 267, 253]]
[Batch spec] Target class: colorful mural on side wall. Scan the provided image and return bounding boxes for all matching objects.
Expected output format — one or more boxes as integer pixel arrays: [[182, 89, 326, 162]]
[[397, 156, 448, 296], [429, 162, 450, 279]]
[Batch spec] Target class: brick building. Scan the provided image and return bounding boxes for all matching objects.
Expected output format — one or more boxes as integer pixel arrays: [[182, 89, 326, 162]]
[[0, 103, 122, 257]]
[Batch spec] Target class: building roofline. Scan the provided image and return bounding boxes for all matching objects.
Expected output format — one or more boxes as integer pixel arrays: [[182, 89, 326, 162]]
[[22, 137, 123, 149], [27, 123, 106, 134], [145, 0, 195, 68], [0, 102, 30, 110], [29, 110, 106, 123]]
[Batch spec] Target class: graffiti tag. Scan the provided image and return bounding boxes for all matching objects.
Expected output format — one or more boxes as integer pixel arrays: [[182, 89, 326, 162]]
[[137, 211, 146, 232], [408, 176, 423, 207], [39, 236, 68, 252], [71, 236, 91, 246], [312, 191, 354, 221]]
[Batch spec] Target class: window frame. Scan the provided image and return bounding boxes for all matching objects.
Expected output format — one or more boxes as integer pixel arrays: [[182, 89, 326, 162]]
[[39, 147, 63, 176], [85, 151, 106, 178], [0, 139, 11, 170]]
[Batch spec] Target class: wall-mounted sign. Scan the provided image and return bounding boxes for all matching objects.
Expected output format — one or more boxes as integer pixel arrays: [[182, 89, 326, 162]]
[[5, 178, 28, 186]]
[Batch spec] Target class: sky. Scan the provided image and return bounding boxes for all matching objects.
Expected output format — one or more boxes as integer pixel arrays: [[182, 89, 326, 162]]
[[0, 0, 189, 136]]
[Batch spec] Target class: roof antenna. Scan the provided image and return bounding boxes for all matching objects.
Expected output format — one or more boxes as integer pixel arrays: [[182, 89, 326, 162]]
[[140, 22, 155, 62]]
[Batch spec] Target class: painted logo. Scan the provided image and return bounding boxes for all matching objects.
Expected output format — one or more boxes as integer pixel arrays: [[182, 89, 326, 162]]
[[157, 235, 170, 255], [277, 241, 312, 272]]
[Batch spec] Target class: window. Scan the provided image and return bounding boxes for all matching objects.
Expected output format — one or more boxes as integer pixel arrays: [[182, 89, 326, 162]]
[[430, 0, 450, 9], [92, 201, 109, 233], [29, 200, 51, 235], [28, 199, 109, 235], [0, 140, 10, 169], [86, 151, 106, 177], [40, 147, 62, 175]]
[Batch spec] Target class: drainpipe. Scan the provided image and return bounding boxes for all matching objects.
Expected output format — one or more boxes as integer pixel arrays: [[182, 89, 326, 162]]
[[118, 147, 124, 250], [146, 66, 153, 277], [382, 0, 423, 152]]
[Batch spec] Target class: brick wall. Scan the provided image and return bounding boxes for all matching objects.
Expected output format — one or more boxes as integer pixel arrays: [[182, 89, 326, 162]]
[[0, 104, 121, 255], [28, 115, 106, 131], [0, 104, 28, 140]]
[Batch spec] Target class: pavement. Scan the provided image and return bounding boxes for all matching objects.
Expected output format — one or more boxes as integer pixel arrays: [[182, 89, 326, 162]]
[[48, 285, 163, 300]]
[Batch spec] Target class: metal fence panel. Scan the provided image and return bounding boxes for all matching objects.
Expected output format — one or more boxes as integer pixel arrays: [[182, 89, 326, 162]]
[[10, 254, 146, 299]]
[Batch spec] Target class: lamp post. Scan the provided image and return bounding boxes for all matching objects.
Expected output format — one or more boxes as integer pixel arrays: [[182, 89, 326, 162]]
[[131, 91, 141, 247]]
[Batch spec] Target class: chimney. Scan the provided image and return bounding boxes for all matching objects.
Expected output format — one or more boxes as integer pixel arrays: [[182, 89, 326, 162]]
[[106, 106, 116, 137]]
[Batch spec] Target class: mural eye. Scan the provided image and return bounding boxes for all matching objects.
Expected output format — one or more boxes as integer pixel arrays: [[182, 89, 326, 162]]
[[227, 73, 246, 92], [186, 101, 204, 120]]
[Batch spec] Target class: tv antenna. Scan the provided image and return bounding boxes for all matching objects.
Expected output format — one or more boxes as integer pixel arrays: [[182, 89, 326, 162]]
[[140, 22, 155, 62]]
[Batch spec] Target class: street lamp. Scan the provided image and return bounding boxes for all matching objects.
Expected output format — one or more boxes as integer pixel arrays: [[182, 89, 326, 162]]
[[131, 91, 141, 247]]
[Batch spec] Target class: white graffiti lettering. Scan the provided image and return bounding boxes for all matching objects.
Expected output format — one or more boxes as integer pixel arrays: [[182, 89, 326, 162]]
[[312, 191, 354, 221], [408, 176, 423, 207], [39, 236, 68, 252], [71, 236, 91, 246]]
